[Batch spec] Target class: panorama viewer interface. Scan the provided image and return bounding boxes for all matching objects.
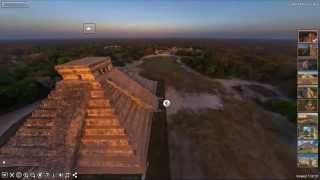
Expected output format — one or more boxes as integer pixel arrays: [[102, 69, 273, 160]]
[[0, 0, 319, 179]]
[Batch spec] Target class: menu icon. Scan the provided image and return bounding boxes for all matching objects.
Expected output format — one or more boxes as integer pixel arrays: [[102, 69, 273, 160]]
[[1, 172, 8, 178]]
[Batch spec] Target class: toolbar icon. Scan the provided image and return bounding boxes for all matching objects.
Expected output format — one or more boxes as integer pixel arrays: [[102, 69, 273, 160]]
[[29, 172, 35, 178], [72, 172, 78, 179], [65, 172, 70, 178], [163, 99, 171, 107], [58, 173, 63, 178], [15, 172, 22, 179], [1, 172, 8, 178], [37, 172, 43, 178], [23, 172, 29, 178], [8, 172, 14, 178]]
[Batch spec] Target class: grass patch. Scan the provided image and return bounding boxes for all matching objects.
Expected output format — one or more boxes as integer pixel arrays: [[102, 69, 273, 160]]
[[297, 149, 318, 154], [138, 56, 222, 94]]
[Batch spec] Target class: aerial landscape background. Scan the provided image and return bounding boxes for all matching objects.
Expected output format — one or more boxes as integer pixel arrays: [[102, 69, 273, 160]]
[[0, 0, 319, 179]]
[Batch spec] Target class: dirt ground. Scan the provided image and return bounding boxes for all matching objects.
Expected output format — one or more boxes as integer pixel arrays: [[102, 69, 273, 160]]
[[129, 55, 296, 179]]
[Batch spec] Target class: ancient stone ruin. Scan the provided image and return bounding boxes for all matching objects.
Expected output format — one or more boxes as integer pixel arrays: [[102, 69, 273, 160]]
[[0, 57, 158, 175]]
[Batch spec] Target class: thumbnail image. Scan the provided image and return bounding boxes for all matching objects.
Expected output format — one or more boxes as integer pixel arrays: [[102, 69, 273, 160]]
[[298, 113, 318, 126], [297, 99, 317, 113], [298, 31, 318, 43], [297, 86, 317, 99], [297, 43, 318, 58], [297, 154, 318, 168], [297, 59, 317, 71], [297, 124, 318, 140], [297, 73, 318, 85], [297, 140, 318, 154]]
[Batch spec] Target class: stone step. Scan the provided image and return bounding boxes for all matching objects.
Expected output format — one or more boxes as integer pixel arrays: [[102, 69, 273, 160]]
[[32, 109, 57, 118], [78, 156, 138, 168], [0, 147, 56, 157], [90, 90, 105, 98], [85, 125, 121, 129], [7, 136, 50, 147], [87, 108, 114, 117], [47, 96, 63, 100], [47, 90, 64, 100], [79, 145, 134, 157], [0, 157, 43, 167], [24, 118, 54, 128], [76, 165, 143, 175], [38, 100, 62, 109], [77, 157, 139, 168], [16, 127, 52, 137], [90, 81, 102, 90], [86, 118, 119, 126], [88, 98, 111, 108], [81, 135, 129, 146], [84, 127, 125, 136]]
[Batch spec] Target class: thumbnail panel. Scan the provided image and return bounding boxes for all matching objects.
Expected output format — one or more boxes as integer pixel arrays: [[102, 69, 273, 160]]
[[297, 85, 318, 99], [297, 154, 318, 168], [296, 28, 318, 174], [298, 30, 318, 43], [297, 43, 318, 59], [297, 113, 318, 126], [297, 99, 318, 113], [297, 58, 317, 71], [297, 72, 318, 85], [297, 140, 318, 154], [297, 123, 318, 140]]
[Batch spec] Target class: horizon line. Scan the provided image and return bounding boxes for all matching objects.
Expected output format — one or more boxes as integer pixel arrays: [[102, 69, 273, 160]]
[[0, 36, 296, 41]]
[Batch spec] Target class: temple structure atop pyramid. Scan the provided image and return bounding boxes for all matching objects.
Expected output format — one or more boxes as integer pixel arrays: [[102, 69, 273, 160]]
[[0, 57, 158, 175]]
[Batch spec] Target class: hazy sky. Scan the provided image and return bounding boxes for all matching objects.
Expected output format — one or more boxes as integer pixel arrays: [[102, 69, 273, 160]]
[[0, 0, 320, 39]]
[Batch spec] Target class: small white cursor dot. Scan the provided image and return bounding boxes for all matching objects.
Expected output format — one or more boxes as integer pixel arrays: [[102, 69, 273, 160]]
[[163, 99, 171, 107]]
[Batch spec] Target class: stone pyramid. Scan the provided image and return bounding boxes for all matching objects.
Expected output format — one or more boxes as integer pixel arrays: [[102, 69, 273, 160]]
[[0, 57, 158, 175]]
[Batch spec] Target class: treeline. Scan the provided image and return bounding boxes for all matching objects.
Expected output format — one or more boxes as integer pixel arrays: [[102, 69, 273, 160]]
[[180, 47, 296, 98], [178, 43, 296, 123], [0, 39, 296, 114], [0, 40, 151, 114]]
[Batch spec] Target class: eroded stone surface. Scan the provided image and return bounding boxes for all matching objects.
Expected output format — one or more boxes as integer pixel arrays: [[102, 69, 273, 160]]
[[0, 57, 158, 175]]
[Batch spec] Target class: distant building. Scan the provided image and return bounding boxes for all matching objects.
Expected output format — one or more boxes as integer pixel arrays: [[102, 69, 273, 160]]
[[154, 47, 202, 56], [104, 45, 121, 49], [154, 49, 172, 55], [177, 47, 193, 52]]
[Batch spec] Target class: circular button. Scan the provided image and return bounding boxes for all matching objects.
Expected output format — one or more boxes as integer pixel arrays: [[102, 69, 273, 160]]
[[163, 99, 171, 107]]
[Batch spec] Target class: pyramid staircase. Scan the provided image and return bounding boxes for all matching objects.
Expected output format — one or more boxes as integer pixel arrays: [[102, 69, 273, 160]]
[[76, 80, 141, 174], [0, 57, 158, 175]]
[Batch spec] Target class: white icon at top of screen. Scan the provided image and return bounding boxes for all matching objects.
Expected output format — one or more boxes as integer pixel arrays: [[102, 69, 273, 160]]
[[83, 23, 96, 34]]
